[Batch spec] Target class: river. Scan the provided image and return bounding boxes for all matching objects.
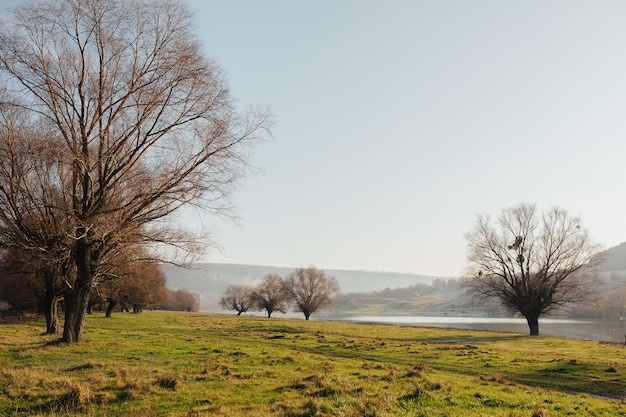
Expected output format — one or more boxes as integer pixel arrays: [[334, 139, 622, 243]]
[[343, 316, 626, 343]]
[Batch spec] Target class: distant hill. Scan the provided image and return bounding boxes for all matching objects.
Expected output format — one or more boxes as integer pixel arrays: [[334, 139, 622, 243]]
[[597, 242, 626, 273], [162, 242, 626, 314], [161, 263, 443, 312]]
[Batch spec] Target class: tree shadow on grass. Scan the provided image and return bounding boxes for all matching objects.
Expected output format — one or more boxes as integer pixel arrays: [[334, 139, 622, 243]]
[[510, 361, 625, 399]]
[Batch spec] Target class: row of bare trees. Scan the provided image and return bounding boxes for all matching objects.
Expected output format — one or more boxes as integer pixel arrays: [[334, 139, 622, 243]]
[[0, 0, 269, 342], [220, 267, 340, 320], [0, 250, 200, 320]]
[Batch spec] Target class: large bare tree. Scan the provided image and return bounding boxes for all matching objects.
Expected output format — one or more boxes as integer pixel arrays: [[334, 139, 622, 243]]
[[465, 203, 601, 335], [285, 266, 339, 320], [0, 0, 269, 342]]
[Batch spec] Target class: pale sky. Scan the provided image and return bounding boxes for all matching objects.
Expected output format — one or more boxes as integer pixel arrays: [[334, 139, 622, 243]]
[[182, 0, 626, 276], [3, 1, 626, 276]]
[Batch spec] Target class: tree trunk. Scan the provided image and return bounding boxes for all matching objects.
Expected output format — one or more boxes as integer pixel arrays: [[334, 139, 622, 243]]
[[304, 312, 311, 321], [105, 300, 117, 318], [62, 283, 91, 342], [267, 310, 273, 318], [40, 271, 60, 334], [61, 238, 94, 343], [41, 290, 59, 334], [525, 314, 540, 336]]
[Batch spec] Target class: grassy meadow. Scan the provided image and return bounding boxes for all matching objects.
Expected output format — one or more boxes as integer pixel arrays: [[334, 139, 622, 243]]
[[0, 311, 624, 416]]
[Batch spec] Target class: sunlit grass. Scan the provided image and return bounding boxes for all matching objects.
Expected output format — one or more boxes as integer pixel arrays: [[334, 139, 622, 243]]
[[0, 311, 624, 416]]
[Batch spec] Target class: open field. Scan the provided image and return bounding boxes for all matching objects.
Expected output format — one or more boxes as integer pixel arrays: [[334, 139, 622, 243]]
[[0, 312, 625, 416]]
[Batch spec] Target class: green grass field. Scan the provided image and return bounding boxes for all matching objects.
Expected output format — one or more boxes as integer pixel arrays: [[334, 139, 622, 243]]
[[0, 311, 624, 416]]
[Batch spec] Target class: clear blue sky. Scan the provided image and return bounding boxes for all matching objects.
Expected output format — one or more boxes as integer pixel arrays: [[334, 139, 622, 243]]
[[3, 1, 626, 276]]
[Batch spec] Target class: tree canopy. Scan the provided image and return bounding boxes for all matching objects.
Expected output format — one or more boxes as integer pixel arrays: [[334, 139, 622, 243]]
[[285, 266, 340, 320], [0, 0, 269, 342], [251, 273, 291, 318], [465, 203, 601, 335]]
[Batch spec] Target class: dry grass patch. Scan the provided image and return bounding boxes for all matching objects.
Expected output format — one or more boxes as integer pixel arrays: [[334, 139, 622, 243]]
[[155, 374, 180, 391], [52, 380, 92, 413]]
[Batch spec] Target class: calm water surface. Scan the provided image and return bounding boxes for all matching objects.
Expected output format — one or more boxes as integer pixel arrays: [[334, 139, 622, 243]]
[[344, 316, 626, 343]]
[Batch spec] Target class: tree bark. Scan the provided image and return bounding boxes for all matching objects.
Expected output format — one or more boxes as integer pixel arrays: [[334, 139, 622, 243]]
[[62, 284, 90, 342], [38, 270, 60, 334], [61, 238, 94, 343], [525, 314, 540, 336], [41, 289, 59, 334], [105, 300, 117, 318]]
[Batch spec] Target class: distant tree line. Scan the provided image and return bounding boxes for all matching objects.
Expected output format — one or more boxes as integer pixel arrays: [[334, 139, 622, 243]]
[[570, 273, 626, 320], [219, 266, 340, 320], [0, 257, 200, 317], [334, 277, 459, 301]]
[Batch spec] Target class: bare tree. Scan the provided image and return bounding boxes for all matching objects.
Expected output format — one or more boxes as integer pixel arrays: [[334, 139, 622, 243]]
[[0, 0, 270, 342], [0, 90, 72, 333], [158, 288, 199, 312], [465, 203, 601, 335], [252, 273, 290, 318], [172, 288, 200, 312], [219, 284, 254, 316], [97, 255, 166, 317], [0, 249, 43, 312], [285, 266, 340, 320], [0, 247, 69, 333]]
